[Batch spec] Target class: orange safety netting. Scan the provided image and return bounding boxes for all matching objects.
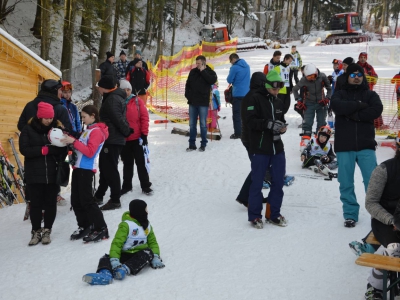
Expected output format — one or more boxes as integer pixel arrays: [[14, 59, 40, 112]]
[[147, 39, 238, 123]]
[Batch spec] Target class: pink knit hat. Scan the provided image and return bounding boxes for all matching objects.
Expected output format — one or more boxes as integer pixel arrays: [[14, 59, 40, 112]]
[[37, 102, 54, 119]]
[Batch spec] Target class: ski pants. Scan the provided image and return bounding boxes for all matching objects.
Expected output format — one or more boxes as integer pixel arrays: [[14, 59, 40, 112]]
[[121, 140, 151, 190], [231, 97, 243, 136], [336, 150, 377, 222], [289, 69, 300, 85], [248, 151, 285, 221], [95, 144, 123, 204], [302, 102, 327, 135], [71, 168, 107, 231], [277, 91, 291, 115], [28, 183, 59, 231]]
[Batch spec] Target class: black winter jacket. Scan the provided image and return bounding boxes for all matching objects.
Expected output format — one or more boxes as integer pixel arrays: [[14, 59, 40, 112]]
[[246, 88, 285, 155], [18, 91, 72, 132], [241, 72, 266, 148], [185, 66, 217, 106], [100, 88, 131, 145], [99, 60, 118, 86], [19, 118, 67, 184], [331, 82, 383, 152], [126, 67, 149, 95], [382, 158, 400, 222]]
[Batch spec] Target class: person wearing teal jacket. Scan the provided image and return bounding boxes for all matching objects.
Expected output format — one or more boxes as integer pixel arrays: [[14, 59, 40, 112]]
[[82, 199, 164, 285]]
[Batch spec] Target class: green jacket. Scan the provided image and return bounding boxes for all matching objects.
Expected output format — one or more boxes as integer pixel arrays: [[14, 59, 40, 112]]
[[109, 211, 160, 259]]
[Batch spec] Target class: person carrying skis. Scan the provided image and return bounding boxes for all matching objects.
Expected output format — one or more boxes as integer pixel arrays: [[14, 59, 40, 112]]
[[82, 199, 164, 285], [292, 63, 332, 151], [60, 105, 110, 243], [301, 125, 337, 175]]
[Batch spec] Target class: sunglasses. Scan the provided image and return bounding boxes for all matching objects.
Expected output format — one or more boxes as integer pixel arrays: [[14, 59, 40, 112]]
[[266, 80, 284, 89], [349, 72, 363, 78], [306, 74, 317, 81]]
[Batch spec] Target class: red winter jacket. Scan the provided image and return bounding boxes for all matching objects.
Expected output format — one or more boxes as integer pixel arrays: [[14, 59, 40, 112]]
[[358, 61, 378, 90], [125, 95, 149, 141]]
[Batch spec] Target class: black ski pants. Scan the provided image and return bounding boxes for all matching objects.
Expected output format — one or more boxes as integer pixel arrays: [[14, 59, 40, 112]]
[[371, 218, 400, 248], [121, 140, 151, 190], [95, 144, 123, 204], [277, 91, 291, 115], [28, 183, 59, 231], [289, 69, 300, 86], [71, 168, 107, 231]]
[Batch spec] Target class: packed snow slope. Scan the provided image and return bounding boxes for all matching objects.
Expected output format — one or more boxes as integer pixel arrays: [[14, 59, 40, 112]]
[[0, 40, 399, 300]]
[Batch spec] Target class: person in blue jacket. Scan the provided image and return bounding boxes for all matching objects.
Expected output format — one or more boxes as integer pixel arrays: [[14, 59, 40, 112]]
[[61, 81, 81, 135], [227, 53, 250, 139]]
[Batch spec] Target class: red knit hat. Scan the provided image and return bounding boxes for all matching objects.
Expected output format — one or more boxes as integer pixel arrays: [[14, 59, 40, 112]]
[[37, 102, 54, 119], [359, 52, 368, 59]]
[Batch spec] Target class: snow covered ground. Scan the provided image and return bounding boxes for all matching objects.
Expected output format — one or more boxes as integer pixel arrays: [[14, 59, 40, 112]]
[[1, 41, 400, 300]]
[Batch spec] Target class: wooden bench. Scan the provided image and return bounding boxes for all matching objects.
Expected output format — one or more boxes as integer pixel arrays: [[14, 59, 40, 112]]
[[366, 231, 381, 246], [356, 253, 400, 300]]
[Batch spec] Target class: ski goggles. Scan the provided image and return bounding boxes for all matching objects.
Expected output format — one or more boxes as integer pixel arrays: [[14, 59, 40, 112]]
[[306, 74, 317, 81], [266, 80, 284, 89], [319, 126, 332, 136], [349, 72, 364, 78]]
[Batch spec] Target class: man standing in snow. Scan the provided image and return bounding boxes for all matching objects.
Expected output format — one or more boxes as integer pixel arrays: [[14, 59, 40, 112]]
[[273, 54, 293, 115], [246, 70, 287, 229], [99, 51, 118, 87], [114, 50, 129, 80], [289, 45, 302, 86], [227, 53, 250, 139], [263, 50, 281, 75], [331, 63, 383, 228], [184, 55, 217, 152]]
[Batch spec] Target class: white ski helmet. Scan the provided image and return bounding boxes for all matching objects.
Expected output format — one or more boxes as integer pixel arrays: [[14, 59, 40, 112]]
[[48, 128, 67, 147], [304, 63, 318, 77]]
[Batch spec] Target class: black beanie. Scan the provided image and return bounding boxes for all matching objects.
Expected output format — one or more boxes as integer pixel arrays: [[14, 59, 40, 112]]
[[120, 50, 126, 56], [346, 63, 364, 79], [343, 57, 355, 65], [41, 79, 63, 96], [106, 51, 114, 59], [129, 199, 149, 229], [97, 76, 115, 89]]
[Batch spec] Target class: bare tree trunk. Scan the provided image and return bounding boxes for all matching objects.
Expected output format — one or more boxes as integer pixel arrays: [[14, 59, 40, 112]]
[[287, 0, 292, 38], [196, 0, 202, 19], [155, 5, 163, 59], [379, 0, 386, 29], [210, 0, 214, 23], [302, 0, 309, 34], [255, 0, 260, 37], [80, 0, 91, 48], [31, 0, 42, 38], [60, 0, 76, 79], [181, 0, 186, 21], [143, 0, 153, 50], [188, 0, 191, 13], [317, 2, 321, 30], [111, 0, 120, 55], [205, 0, 210, 24], [40, 0, 51, 60], [98, 0, 114, 65], [91, 55, 101, 109], [128, 0, 135, 57], [171, 0, 177, 55], [294, 0, 299, 31]]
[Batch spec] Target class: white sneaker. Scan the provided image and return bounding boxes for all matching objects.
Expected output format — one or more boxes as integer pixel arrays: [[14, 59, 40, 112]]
[[57, 195, 67, 206]]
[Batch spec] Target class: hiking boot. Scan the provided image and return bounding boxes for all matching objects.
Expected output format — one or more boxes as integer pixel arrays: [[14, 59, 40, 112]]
[[120, 188, 132, 196], [83, 227, 109, 243], [100, 200, 121, 211], [344, 219, 356, 228], [42, 228, 52, 245], [267, 215, 288, 227], [230, 134, 240, 139], [93, 196, 103, 206], [364, 283, 383, 300], [186, 145, 197, 152], [57, 194, 67, 206], [29, 228, 42, 246], [142, 187, 154, 195], [199, 146, 206, 152], [71, 227, 92, 240], [113, 264, 130, 280], [251, 218, 263, 229], [82, 269, 113, 285]]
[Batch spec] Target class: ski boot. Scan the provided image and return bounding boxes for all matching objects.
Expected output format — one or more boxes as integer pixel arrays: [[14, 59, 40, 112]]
[[113, 264, 130, 280], [262, 181, 270, 189], [284, 175, 295, 186], [251, 218, 263, 229], [82, 269, 113, 285], [299, 135, 311, 152], [83, 227, 109, 243]]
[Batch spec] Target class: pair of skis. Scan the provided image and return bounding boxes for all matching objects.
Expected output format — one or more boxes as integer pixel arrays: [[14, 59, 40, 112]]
[[290, 171, 338, 181]]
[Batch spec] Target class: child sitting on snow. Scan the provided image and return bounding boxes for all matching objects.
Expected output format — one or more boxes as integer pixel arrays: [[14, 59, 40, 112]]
[[301, 125, 337, 175], [82, 199, 164, 285]]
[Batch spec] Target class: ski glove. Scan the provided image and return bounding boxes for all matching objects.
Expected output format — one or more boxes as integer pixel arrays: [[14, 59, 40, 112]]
[[110, 258, 121, 270], [357, 101, 369, 111], [295, 99, 306, 111], [321, 155, 330, 163], [151, 254, 165, 269], [266, 120, 286, 133], [318, 98, 330, 107], [41, 146, 49, 156], [141, 135, 148, 145]]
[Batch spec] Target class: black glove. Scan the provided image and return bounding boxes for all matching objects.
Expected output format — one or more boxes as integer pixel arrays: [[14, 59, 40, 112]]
[[327, 75, 333, 84], [357, 101, 369, 111], [266, 120, 286, 133], [141, 135, 148, 145], [321, 155, 330, 163]]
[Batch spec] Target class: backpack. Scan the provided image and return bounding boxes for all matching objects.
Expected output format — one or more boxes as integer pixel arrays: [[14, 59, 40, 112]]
[[224, 84, 233, 105]]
